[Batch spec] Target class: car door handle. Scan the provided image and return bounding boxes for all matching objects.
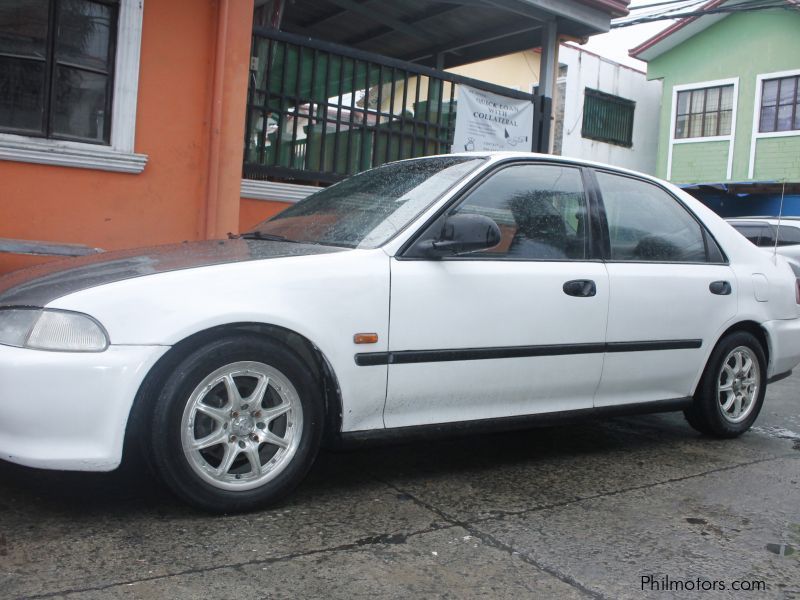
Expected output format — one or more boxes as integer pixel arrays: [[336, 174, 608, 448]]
[[563, 279, 597, 297], [709, 280, 732, 295]]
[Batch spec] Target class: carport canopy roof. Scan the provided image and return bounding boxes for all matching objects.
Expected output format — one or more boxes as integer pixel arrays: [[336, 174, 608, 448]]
[[256, 0, 630, 69]]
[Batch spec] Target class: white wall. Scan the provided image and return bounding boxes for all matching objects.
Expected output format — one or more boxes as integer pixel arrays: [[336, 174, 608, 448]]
[[557, 43, 662, 175]]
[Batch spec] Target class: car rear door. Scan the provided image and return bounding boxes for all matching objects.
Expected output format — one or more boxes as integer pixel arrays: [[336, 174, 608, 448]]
[[592, 169, 738, 407], [380, 162, 610, 429]]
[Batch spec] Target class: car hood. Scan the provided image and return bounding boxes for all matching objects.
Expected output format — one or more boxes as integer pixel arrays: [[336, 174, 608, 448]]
[[0, 238, 345, 308]]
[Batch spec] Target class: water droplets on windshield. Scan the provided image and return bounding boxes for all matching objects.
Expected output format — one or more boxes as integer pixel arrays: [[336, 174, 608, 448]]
[[248, 157, 485, 249]]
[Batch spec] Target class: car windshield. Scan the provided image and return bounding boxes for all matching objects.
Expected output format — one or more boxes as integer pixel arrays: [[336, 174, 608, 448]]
[[245, 157, 485, 249]]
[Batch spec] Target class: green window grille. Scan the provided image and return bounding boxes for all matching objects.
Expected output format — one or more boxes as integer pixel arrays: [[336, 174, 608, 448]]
[[581, 88, 635, 148]]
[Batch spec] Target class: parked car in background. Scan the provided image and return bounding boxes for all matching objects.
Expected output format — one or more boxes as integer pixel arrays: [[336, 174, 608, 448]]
[[2, 153, 800, 513], [726, 217, 800, 265]]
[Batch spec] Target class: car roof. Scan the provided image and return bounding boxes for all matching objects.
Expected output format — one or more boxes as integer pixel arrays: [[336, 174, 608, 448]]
[[440, 151, 666, 184], [726, 217, 800, 223], [727, 220, 771, 227]]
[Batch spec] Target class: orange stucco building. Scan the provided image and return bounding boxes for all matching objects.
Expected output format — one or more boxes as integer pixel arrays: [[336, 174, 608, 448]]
[[0, 0, 287, 275], [0, 0, 627, 276]]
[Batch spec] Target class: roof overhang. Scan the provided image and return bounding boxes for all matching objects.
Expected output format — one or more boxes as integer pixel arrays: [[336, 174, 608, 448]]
[[629, 0, 726, 62], [630, 0, 799, 62], [258, 0, 629, 69], [679, 181, 800, 196]]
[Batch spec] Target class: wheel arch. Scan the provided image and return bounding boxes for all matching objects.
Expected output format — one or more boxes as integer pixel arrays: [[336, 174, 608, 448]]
[[692, 319, 771, 395], [122, 322, 344, 465]]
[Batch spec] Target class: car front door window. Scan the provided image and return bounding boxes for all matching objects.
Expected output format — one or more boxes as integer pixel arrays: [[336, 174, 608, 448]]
[[444, 164, 589, 260]]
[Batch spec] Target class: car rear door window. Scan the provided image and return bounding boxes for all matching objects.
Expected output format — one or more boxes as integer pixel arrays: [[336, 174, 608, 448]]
[[449, 164, 589, 260], [596, 171, 710, 262]]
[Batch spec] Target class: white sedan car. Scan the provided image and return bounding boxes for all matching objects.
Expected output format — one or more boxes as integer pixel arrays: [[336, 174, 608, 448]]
[[2, 153, 800, 513]]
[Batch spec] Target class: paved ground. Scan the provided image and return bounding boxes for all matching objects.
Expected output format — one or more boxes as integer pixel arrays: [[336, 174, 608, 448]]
[[1, 377, 799, 600]]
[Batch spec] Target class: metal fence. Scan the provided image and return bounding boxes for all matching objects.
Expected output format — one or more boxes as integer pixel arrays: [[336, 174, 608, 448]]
[[244, 27, 541, 185]]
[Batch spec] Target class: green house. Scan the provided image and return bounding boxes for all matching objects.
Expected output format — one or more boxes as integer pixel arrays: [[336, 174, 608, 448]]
[[631, 2, 800, 188]]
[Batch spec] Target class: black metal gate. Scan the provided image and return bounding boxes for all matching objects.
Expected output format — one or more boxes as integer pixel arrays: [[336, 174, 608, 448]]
[[244, 27, 549, 185]]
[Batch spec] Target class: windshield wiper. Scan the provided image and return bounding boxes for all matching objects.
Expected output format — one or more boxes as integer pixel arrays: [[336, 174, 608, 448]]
[[240, 231, 299, 243]]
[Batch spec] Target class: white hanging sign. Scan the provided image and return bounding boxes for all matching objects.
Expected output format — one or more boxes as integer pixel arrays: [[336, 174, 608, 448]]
[[451, 85, 534, 153]]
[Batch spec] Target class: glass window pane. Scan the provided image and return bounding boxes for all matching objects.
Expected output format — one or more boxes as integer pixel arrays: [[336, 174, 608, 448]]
[[760, 106, 776, 132], [777, 104, 793, 132], [777, 225, 800, 245], [706, 86, 720, 111], [255, 157, 485, 248], [452, 165, 589, 260], [689, 113, 702, 138], [56, 0, 114, 72], [0, 56, 45, 133], [762, 80, 779, 107], [675, 114, 688, 138], [719, 109, 732, 135], [719, 85, 734, 110], [733, 225, 762, 245], [676, 91, 690, 115], [778, 77, 796, 105], [0, 0, 49, 59], [597, 172, 707, 263], [759, 226, 775, 248], [52, 65, 109, 141], [703, 111, 718, 137], [690, 90, 704, 114], [795, 103, 800, 130]]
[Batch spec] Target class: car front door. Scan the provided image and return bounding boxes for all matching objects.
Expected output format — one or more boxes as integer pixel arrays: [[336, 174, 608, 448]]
[[592, 170, 738, 407], [380, 162, 610, 429]]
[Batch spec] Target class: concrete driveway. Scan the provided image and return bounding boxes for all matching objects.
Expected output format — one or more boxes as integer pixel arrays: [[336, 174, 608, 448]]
[[1, 375, 799, 599]]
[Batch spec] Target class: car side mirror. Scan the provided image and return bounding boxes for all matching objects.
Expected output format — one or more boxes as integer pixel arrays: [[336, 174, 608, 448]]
[[427, 213, 502, 256]]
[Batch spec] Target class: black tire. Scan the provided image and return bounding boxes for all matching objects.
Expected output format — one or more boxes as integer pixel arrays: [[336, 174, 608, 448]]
[[682, 404, 713, 436], [684, 331, 767, 438], [148, 334, 324, 513]]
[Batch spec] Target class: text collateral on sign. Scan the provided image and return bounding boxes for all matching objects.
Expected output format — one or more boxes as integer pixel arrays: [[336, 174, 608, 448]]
[[451, 85, 534, 153]]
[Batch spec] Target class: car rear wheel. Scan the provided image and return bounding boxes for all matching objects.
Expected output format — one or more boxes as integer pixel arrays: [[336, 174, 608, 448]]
[[148, 334, 323, 513], [684, 331, 766, 438]]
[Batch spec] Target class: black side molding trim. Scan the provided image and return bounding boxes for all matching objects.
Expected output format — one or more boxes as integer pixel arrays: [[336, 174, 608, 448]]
[[354, 352, 391, 366], [338, 398, 693, 446], [354, 339, 703, 366], [605, 339, 702, 353], [767, 370, 792, 384]]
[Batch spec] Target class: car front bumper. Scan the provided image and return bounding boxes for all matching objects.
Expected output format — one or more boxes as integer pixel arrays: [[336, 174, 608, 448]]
[[763, 317, 800, 380], [0, 343, 168, 471]]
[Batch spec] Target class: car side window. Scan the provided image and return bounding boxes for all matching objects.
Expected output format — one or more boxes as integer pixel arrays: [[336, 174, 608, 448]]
[[776, 225, 800, 246], [596, 171, 709, 262], [758, 226, 776, 248], [733, 225, 763, 246], [448, 164, 589, 260]]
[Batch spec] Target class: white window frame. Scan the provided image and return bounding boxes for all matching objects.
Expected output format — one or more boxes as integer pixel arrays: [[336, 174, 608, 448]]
[[0, 0, 147, 174], [240, 179, 319, 204], [667, 77, 739, 181], [748, 68, 800, 179]]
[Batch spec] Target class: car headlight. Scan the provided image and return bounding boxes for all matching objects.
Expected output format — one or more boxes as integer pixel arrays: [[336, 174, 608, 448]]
[[0, 308, 109, 352]]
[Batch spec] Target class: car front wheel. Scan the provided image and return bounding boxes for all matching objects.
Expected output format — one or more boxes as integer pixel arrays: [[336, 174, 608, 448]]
[[148, 335, 323, 513], [684, 331, 767, 438]]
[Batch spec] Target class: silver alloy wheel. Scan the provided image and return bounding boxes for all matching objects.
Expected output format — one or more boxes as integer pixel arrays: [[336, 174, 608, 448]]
[[717, 345, 760, 424], [180, 361, 303, 491]]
